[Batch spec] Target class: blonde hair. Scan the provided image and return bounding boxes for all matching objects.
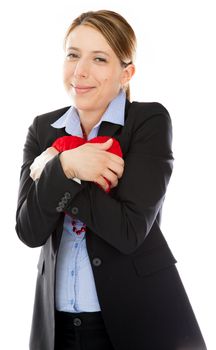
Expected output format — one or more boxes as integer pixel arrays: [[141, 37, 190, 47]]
[[64, 10, 136, 100]]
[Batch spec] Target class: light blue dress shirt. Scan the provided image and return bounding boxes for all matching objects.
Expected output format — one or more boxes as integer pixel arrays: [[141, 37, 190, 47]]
[[52, 90, 126, 312]]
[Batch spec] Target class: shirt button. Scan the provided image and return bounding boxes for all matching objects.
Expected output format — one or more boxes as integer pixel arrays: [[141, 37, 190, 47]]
[[71, 207, 79, 215], [74, 243, 78, 248], [92, 257, 102, 266], [71, 270, 74, 276], [73, 318, 82, 326]]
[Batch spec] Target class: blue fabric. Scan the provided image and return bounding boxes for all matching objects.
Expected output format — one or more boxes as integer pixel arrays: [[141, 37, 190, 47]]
[[53, 90, 126, 312]]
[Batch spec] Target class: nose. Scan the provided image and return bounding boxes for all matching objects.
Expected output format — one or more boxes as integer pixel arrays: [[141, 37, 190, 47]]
[[73, 58, 89, 78]]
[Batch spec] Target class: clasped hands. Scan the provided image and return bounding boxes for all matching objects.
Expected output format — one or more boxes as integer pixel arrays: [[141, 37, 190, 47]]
[[30, 138, 124, 192]]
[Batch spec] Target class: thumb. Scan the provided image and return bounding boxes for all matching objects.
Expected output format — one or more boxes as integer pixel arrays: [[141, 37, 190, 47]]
[[97, 138, 113, 149]]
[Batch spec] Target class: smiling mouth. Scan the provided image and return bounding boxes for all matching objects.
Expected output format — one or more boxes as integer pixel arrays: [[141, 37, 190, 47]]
[[71, 84, 95, 94]]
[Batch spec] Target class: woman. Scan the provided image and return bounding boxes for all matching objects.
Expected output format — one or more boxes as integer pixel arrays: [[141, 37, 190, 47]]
[[15, 10, 207, 350]]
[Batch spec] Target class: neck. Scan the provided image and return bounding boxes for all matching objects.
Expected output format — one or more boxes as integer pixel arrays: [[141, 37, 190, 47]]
[[78, 107, 107, 137]]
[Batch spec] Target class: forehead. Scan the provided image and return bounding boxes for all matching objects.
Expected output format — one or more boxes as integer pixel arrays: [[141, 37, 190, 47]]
[[65, 25, 114, 54]]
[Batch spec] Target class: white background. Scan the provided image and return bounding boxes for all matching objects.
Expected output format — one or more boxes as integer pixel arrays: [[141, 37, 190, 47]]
[[0, 0, 215, 348]]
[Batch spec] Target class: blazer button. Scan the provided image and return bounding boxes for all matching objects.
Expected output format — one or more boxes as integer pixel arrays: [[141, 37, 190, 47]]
[[93, 257, 102, 266], [64, 192, 71, 199], [61, 197, 68, 204], [71, 207, 79, 215], [56, 206, 63, 212], [73, 318, 82, 326]]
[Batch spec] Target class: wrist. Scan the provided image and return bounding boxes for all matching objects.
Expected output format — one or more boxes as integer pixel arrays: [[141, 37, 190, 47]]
[[59, 152, 76, 179]]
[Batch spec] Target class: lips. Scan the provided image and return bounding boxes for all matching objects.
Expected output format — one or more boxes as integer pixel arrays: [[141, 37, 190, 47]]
[[72, 84, 95, 94], [73, 84, 94, 89]]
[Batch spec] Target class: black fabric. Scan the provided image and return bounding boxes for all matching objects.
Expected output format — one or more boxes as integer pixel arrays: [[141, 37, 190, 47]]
[[54, 311, 115, 350]]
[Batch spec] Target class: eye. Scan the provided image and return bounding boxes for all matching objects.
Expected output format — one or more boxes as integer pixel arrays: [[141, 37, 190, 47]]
[[66, 53, 79, 60], [94, 57, 107, 63]]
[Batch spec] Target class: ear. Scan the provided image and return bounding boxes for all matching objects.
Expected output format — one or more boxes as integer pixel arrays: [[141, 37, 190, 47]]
[[120, 64, 136, 87]]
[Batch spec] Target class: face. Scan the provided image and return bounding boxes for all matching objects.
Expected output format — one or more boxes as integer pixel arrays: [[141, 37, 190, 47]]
[[63, 25, 134, 115]]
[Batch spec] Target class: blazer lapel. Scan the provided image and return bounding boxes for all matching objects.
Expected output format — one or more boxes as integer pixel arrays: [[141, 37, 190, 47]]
[[97, 121, 122, 137], [98, 99, 131, 138]]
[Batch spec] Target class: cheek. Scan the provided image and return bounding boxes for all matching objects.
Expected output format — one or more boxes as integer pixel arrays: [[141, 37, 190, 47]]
[[63, 63, 73, 82], [98, 70, 122, 88], [101, 76, 122, 92]]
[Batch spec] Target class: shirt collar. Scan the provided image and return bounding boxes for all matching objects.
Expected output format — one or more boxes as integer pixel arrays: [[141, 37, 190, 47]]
[[51, 89, 126, 137]]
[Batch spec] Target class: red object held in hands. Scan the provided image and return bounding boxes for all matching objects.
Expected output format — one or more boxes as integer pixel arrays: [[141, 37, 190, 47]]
[[52, 135, 123, 193]]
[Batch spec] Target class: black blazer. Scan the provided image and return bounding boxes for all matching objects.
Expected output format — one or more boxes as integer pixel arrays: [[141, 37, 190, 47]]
[[15, 100, 206, 350]]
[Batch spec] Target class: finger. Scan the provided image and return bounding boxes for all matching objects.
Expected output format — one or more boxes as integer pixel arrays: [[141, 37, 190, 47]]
[[91, 138, 113, 149], [95, 176, 109, 192], [109, 178, 118, 189], [106, 160, 124, 179], [102, 169, 118, 188], [106, 152, 125, 166]]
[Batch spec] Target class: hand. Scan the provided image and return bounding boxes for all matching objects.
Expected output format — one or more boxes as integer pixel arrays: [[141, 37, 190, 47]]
[[59, 139, 124, 191], [30, 147, 59, 181]]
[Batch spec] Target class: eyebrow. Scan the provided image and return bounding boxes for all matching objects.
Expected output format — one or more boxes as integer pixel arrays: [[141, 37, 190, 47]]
[[67, 46, 110, 57]]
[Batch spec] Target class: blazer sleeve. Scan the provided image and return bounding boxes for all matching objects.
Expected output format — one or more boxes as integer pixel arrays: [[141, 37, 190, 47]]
[[15, 115, 87, 247], [63, 104, 174, 254]]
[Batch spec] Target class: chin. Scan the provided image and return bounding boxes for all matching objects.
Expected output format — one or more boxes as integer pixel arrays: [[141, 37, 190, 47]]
[[72, 100, 95, 111], [71, 94, 99, 109]]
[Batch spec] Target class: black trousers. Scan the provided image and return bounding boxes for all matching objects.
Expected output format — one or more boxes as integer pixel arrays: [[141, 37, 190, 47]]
[[55, 310, 115, 350]]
